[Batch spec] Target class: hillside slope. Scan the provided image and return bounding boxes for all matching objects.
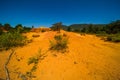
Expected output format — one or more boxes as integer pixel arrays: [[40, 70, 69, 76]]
[[0, 31, 120, 80]]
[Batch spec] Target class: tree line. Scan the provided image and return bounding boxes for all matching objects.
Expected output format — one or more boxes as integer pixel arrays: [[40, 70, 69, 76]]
[[0, 23, 32, 35], [50, 20, 120, 42], [1, 20, 120, 35], [50, 20, 120, 34], [65, 20, 120, 34]]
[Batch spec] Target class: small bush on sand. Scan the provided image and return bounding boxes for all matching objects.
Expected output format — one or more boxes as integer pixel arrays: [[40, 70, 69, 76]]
[[28, 57, 38, 65], [0, 32, 26, 50], [27, 49, 47, 79], [49, 34, 68, 52], [106, 34, 120, 42], [96, 33, 120, 43], [28, 49, 46, 65]]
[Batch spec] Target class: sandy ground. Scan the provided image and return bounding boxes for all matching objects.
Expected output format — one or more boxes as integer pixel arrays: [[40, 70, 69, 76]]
[[0, 31, 120, 80]]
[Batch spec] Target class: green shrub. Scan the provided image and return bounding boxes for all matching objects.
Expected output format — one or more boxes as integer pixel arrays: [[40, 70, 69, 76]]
[[95, 32, 120, 43], [0, 29, 3, 35], [31, 65, 37, 72], [106, 34, 120, 42], [0, 32, 26, 50], [28, 57, 38, 65], [27, 49, 47, 79], [28, 49, 46, 65], [21, 28, 31, 33], [49, 34, 68, 51]]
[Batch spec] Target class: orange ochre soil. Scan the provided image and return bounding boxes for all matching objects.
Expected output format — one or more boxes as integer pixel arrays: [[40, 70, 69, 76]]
[[0, 31, 120, 80]]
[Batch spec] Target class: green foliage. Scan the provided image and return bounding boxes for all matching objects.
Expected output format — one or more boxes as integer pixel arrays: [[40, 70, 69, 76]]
[[81, 24, 105, 34], [106, 34, 120, 42], [0, 32, 26, 50], [31, 65, 37, 72], [28, 49, 46, 65], [28, 57, 38, 65], [15, 24, 31, 33], [15, 24, 23, 29], [26, 72, 32, 77], [4, 23, 12, 31], [67, 26, 72, 32], [27, 49, 46, 79], [0, 23, 31, 33], [0, 29, 3, 35], [22, 26, 31, 33], [96, 33, 120, 43], [66, 20, 120, 43], [15, 24, 23, 33], [106, 20, 120, 34], [50, 22, 62, 33], [67, 24, 106, 33], [20, 74, 27, 80], [74, 29, 81, 32], [49, 34, 68, 51]]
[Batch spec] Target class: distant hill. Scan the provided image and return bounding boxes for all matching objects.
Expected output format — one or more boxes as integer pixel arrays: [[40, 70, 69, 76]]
[[62, 24, 106, 31], [62, 25, 68, 30]]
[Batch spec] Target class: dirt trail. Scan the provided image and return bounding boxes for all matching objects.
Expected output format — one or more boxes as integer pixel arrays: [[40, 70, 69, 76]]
[[0, 31, 120, 80]]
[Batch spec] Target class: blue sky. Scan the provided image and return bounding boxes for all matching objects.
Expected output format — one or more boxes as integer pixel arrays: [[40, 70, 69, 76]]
[[0, 0, 120, 27]]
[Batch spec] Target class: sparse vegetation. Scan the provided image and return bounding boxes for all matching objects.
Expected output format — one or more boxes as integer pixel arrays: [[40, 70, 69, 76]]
[[0, 23, 32, 51], [65, 20, 120, 42], [28, 57, 39, 65], [106, 34, 120, 42], [49, 34, 68, 52], [28, 49, 46, 65], [0, 32, 27, 50], [0, 29, 3, 35], [27, 49, 47, 79], [50, 22, 62, 33]]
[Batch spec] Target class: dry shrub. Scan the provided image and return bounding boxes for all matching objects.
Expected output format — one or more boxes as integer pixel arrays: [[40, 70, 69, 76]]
[[49, 34, 68, 52]]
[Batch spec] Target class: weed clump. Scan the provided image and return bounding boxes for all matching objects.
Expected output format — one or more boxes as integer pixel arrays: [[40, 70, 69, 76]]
[[27, 49, 47, 79], [0, 32, 26, 50], [28, 57, 38, 65], [49, 33, 68, 52], [106, 34, 120, 42]]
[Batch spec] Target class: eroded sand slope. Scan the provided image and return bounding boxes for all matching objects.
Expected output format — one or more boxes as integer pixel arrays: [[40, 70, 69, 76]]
[[0, 31, 120, 80]]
